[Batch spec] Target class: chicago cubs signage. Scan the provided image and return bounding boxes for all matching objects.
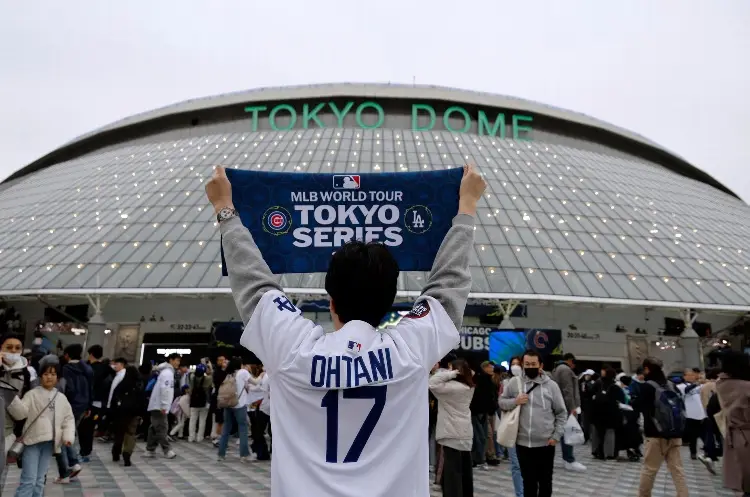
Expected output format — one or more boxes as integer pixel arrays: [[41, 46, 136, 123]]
[[221, 168, 463, 274]]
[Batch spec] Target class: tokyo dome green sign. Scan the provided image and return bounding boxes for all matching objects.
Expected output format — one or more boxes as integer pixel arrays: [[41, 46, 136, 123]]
[[244, 101, 533, 139]]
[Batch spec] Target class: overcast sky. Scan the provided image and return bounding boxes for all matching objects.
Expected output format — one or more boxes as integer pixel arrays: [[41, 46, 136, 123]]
[[2, 1, 749, 201]]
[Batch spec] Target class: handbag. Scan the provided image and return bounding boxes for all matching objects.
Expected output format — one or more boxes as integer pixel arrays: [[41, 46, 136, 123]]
[[496, 377, 539, 448], [6, 391, 58, 464]]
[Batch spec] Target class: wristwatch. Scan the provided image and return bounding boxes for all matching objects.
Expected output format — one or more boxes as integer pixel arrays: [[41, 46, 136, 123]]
[[216, 207, 239, 223]]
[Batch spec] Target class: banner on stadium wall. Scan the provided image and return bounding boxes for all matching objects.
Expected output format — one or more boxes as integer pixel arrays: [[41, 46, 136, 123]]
[[461, 326, 562, 353], [221, 168, 463, 275]]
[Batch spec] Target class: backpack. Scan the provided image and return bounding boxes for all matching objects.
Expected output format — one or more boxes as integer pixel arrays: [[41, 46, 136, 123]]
[[145, 372, 159, 393], [190, 376, 208, 408], [648, 380, 686, 438], [216, 374, 238, 409]]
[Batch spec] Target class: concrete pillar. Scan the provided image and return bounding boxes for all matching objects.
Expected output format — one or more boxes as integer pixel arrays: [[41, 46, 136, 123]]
[[680, 329, 702, 370], [84, 312, 108, 351]]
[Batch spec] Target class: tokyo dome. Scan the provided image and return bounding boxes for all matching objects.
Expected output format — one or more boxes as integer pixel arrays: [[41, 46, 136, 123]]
[[2, 83, 750, 312]]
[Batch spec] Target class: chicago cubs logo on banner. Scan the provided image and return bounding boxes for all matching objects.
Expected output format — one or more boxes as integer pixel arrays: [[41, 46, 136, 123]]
[[220, 167, 463, 275]]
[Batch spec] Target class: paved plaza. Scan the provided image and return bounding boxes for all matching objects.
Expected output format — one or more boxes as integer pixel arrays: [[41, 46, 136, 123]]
[[1, 441, 734, 496]]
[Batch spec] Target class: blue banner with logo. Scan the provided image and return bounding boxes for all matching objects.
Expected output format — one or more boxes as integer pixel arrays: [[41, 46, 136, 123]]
[[221, 168, 463, 275]]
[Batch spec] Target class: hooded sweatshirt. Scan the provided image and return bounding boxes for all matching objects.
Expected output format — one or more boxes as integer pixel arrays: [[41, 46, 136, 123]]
[[499, 371, 567, 448], [62, 360, 93, 418], [147, 362, 175, 413]]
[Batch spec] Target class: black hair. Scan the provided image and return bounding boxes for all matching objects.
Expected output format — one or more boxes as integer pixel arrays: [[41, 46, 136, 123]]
[[510, 355, 523, 366], [706, 367, 721, 381], [138, 364, 152, 376], [691, 367, 701, 374], [719, 350, 750, 381], [635, 367, 644, 375], [0, 332, 24, 348], [124, 365, 139, 383], [64, 343, 83, 360], [39, 362, 60, 377], [225, 357, 242, 375], [325, 241, 399, 328], [167, 353, 182, 362], [522, 349, 541, 362], [563, 353, 576, 361], [439, 353, 457, 369], [602, 366, 617, 386], [113, 357, 128, 365], [620, 375, 632, 387], [87, 345, 103, 360], [643, 356, 663, 373]]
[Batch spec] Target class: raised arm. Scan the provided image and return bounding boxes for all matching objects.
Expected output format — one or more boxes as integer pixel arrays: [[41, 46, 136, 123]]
[[420, 165, 486, 329], [207, 166, 282, 324]]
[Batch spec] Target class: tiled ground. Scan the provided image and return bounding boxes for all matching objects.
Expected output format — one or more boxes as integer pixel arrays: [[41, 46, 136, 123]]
[[1, 441, 735, 496]]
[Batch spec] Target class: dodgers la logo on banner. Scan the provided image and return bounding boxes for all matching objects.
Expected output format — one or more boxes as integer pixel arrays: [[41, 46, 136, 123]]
[[221, 168, 463, 275]]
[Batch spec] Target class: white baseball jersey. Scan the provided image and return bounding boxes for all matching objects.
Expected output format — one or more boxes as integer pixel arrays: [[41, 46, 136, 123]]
[[240, 290, 459, 497]]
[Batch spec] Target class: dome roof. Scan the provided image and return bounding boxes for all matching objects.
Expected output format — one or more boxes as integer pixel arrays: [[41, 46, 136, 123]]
[[1, 83, 749, 311]]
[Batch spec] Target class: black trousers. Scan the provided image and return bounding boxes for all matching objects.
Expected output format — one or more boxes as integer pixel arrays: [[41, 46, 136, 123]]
[[684, 419, 704, 457], [516, 444, 555, 497], [78, 407, 100, 457], [441, 446, 473, 497], [251, 410, 271, 460]]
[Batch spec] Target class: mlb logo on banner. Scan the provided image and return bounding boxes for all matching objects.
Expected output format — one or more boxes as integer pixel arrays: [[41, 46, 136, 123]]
[[221, 167, 463, 275], [333, 175, 360, 190]]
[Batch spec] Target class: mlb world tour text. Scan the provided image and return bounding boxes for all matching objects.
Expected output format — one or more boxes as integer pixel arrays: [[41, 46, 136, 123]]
[[288, 189, 409, 249], [245, 100, 533, 139]]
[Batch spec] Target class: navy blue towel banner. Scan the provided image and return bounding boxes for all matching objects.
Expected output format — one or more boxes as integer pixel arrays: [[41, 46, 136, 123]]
[[220, 167, 464, 275]]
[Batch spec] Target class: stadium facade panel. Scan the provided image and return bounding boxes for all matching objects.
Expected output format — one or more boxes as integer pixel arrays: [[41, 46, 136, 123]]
[[1, 83, 749, 310]]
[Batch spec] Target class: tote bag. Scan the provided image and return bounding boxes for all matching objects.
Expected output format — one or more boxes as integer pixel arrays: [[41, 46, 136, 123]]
[[496, 376, 523, 448]]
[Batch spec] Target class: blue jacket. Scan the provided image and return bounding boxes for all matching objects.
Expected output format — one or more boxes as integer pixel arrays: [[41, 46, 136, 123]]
[[63, 361, 93, 417]]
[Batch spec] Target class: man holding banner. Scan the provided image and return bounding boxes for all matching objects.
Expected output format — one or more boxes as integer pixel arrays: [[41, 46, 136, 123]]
[[206, 164, 485, 497]]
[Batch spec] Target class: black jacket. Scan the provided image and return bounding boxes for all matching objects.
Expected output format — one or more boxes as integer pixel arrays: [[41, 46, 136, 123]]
[[470, 371, 498, 415], [632, 370, 677, 439], [591, 380, 625, 429], [88, 360, 115, 406], [111, 375, 144, 418], [63, 361, 94, 418]]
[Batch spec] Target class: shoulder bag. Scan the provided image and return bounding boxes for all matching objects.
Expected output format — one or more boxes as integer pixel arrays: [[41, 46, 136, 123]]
[[7, 391, 58, 464]]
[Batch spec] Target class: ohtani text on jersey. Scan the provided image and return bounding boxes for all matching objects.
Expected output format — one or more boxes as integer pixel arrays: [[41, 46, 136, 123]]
[[309, 347, 394, 388]]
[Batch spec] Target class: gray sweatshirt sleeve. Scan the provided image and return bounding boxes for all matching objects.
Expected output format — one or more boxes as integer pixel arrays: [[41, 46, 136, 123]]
[[498, 376, 520, 411], [419, 214, 475, 329], [220, 217, 282, 325]]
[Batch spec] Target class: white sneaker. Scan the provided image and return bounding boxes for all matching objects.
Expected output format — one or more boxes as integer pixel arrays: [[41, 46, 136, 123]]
[[564, 461, 587, 472], [240, 456, 252, 463], [480, 463, 489, 470], [697, 455, 717, 475], [164, 450, 177, 459], [143, 450, 156, 458]]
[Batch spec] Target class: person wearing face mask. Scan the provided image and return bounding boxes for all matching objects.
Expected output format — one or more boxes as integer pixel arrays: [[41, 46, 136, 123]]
[[0, 332, 33, 452], [500, 356, 525, 497], [499, 350, 567, 497], [107, 358, 128, 411]]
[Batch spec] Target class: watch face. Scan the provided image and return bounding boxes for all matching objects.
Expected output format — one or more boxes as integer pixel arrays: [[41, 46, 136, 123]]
[[217, 208, 236, 222]]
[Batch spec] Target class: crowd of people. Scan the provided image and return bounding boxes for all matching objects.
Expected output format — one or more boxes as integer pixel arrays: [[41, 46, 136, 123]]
[[0, 330, 272, 497], [428, 349, 750, 497]]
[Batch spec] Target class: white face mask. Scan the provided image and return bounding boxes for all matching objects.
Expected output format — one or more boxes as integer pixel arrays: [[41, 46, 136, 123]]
[[511, 365, 523, 377], [33, 338, 43, 345], [3, 353, 21, 364]]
